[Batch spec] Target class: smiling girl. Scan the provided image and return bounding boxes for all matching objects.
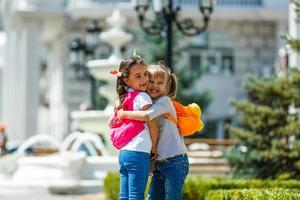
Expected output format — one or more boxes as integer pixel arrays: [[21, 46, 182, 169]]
[[109, 56, 158, 200], [118, 63, 189, 200]]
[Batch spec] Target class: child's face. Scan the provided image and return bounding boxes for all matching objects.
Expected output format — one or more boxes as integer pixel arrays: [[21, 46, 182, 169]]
[[123, 64, 149, 92], [147, 74, 168, 99]]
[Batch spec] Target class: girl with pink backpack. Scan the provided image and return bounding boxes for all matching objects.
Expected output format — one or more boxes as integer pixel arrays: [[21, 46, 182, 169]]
[[117, 63, 190, 200], [109, 55, 158, 200]]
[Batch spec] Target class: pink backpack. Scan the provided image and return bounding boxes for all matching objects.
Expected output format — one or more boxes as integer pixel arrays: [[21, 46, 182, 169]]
[[109, 91, 145, 150]]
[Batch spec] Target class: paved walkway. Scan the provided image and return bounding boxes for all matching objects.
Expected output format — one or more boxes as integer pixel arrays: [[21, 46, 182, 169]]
[[0, 191, 107, 200]]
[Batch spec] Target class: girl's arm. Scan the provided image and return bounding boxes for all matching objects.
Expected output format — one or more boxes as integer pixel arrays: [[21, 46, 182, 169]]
[[118, 110, 150, 121], [118, 98, 170, 122], [117, 103, 152, 121], [143, 105, 158, 159], [147, 119, 158, 159]]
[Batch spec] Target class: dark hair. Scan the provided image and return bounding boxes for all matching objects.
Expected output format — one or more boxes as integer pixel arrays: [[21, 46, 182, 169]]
[[116, 55, 147, 103], [148, 61, 177, 99]]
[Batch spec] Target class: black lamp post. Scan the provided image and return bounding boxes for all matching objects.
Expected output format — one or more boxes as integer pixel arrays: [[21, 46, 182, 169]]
[[69, 20, 102, 109], [134, 0, 213, 71]]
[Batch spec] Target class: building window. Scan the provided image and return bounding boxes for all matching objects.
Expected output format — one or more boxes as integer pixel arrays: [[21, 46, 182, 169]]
[[190, 54, 201, 71], [188, 31, 234, 75], [189, 49, 234, 75], [221, 55, 234, 74]]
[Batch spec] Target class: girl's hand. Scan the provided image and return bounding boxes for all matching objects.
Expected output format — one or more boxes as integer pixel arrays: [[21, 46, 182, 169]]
[[114, 100, 121, 110], [117, 109, 125, 119], [108, 120, 113, 128], [150, 147, 157, 160], [107, 114, 114, 128]]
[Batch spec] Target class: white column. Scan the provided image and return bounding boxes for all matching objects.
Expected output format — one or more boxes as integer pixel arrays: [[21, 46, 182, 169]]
[[289, 2, 300, 69], [0, 33, 6, 119], [2, 21, 40, 143], [41, 20, 69, 142]]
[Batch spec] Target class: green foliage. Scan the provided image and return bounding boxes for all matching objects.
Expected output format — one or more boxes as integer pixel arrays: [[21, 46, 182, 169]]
[[134, 29, 212, 112], [283, 1, 300, 56], [103, 172, 120, 200], [283, 35, 300, 54], [225, 69, 300, 179], [103, 172, 151, 200], [104, 173, 300, 200], [134, 30, 168, 63], [183, 177, 300, 200], [291, 0, 300, 23], [206, 189, 300, 200]]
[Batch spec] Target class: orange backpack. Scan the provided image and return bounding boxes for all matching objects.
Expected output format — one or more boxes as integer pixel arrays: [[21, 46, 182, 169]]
[[164, 100, 204, 137]]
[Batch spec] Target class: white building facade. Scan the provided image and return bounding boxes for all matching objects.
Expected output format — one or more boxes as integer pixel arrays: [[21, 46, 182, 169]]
[[0, 0, 290, 144]]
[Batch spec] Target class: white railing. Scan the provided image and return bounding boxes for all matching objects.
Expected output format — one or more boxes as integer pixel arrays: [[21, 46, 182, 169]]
[[216, 0, 262, 6], [173, 0, 262, 6], [67, 0, 287, 8], [86, 0, 130, 2], [73, 0, 263, 6]]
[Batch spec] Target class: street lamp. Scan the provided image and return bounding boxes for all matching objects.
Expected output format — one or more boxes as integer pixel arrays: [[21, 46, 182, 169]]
[[134, 0, 213, 71], [69, 20, 102, 109]]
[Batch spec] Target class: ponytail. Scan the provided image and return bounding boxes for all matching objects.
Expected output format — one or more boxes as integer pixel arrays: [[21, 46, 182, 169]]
[[167, 73, 177, 99], [116, 77, 127, 103]]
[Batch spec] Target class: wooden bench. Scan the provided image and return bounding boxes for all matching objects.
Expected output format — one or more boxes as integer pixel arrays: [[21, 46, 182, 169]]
[[184, 138, 237, 175]]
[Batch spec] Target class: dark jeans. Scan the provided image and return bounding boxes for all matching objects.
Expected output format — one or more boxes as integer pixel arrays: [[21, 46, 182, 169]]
[[147, 154, 189, 200], [119, 150, 150, 200]]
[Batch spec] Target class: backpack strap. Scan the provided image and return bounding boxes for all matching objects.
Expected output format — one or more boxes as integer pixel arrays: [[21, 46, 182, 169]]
[[163, 113, 178, 125], [163, 98, 178, 125], [122, 91, 141, 110]]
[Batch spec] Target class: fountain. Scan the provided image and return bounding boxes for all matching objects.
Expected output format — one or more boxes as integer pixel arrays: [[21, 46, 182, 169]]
[[0, 9, 132, 194], [71, 9, 133, 152], [0, 132, 119, 194]]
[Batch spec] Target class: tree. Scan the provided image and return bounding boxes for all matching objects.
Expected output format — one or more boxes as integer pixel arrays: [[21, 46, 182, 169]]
[[225, 1, 300, 179], [225, 71, 300, 179]]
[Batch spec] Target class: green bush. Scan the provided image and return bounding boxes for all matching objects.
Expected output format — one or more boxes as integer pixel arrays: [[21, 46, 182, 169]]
[[103, 172, 151, 200], [206, 189, 300, 200], [104, 173, 300, 200], [182, 177, 300, 200], [103, 172, 120, 200]]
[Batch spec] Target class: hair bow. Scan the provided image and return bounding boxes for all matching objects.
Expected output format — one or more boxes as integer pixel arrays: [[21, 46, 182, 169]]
[[110, 69, 122, 77]]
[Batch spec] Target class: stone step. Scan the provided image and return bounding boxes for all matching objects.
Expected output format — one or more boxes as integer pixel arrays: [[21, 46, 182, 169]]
[[188, 150, 224, 158], [189, 157, 228, 165], [189, 165, 231, 174], [0, 179, 103, 194], [188, 154, 231, 174]]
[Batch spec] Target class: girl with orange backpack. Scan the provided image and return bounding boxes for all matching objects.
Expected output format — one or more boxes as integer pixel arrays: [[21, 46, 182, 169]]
[[117, 63, 197, 200]]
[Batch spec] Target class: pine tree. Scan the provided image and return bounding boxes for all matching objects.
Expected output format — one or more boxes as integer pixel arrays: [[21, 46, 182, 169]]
[[225, 1, 300, 178], [134, 29, 212, 111], [226, 71, 300, 179]]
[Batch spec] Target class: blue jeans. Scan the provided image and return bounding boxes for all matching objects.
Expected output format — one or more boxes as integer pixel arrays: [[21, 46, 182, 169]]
[[119, 150, 150, 200], [147, 154, 189, 200]]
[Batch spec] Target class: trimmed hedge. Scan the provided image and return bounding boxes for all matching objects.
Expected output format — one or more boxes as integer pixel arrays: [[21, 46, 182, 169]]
[[182, 177, 300, 200], [206, 189, 300, 200], [104, 173, 300, 200]]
